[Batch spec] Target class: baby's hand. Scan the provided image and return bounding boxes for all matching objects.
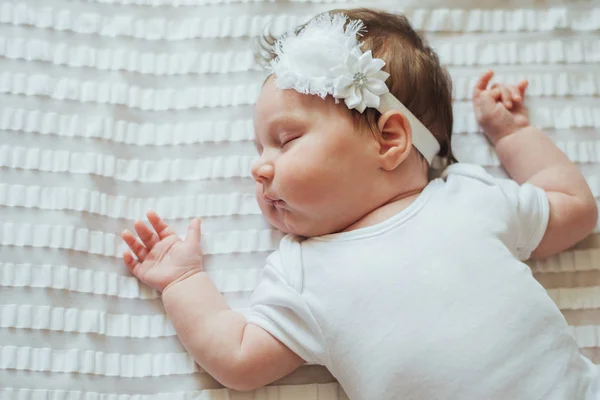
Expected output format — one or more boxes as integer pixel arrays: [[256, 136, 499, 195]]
[[473, 70, 530, 145], [121, 211, 203, 292]]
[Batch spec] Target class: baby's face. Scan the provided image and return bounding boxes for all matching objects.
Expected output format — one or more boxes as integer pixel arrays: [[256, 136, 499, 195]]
[[252, 77, 380, 237]]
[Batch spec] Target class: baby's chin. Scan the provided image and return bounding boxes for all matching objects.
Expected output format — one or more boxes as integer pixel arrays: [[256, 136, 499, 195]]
[[257, 198, 340, 237], [264, 211, 298, 235], [258, 202, 291, 233], [265, 213, 338, 238], [259, 207, 304, 236]]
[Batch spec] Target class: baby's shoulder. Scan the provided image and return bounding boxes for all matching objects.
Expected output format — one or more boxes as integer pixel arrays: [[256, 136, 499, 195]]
[[435, 163, 529, 225], [441, 163, 541, 208], [440, 163, 519, 204], [442, 163, 498, 186]]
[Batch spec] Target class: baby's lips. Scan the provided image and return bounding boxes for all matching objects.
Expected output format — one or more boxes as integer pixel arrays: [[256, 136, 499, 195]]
[[263, 193, 280, 203]]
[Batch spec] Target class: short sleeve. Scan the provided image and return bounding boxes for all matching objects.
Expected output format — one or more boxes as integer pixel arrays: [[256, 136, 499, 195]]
[[245, 236, 327, 365], [494, 177, 550, 260]]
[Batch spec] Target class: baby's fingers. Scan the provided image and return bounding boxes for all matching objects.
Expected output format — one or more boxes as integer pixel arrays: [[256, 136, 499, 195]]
[[134, 220, 159, 250], [121, 230, 148, 261], [508, 85, 522, 104], [517, 80, 529, 96], [123, 251, 140, 273], [489, 88, 502, 101], [147, 210, 176, 239], [473, 70, 494, 99], [491, 83, 513, 108]]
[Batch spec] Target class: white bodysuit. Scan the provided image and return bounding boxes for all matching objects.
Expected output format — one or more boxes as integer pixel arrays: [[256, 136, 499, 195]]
[[246, 164, 599, 400]]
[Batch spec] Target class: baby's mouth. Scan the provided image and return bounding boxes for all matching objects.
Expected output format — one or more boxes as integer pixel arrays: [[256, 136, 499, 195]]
[[263, 194, 286, 210], [266, 198, 286, 209], [271, 200, 286, 210]]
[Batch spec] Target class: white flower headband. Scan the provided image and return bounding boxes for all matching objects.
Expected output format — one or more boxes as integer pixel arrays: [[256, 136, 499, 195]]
[[268, 13, 440, 165]]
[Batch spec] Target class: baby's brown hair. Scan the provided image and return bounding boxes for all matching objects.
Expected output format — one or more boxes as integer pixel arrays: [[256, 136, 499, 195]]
[[258, 8, 456, 165]]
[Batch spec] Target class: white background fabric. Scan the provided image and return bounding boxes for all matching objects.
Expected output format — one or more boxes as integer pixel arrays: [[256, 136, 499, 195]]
[[0, 0, 598, 398]]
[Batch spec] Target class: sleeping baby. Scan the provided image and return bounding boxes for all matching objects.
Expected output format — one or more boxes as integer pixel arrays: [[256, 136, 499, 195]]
[[121, 8, 600, 399]]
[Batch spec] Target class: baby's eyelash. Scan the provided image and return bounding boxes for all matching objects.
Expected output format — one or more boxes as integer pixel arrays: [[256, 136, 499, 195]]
[[280, 135, 299, 147]]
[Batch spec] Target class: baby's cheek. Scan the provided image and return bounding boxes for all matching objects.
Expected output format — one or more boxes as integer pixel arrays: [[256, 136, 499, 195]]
[[280, 160, 330, 204]]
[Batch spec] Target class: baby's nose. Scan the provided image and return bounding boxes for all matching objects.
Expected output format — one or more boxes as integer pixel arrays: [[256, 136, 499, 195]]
[[251, 161, 275, 183]]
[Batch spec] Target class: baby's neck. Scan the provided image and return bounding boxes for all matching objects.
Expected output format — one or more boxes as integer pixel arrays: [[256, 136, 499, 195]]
[[340, 155, 429, 233], [341, 187, 425, 233]]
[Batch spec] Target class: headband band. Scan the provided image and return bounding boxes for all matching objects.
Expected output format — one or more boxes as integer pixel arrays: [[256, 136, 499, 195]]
[[268, 13, 440, 165]]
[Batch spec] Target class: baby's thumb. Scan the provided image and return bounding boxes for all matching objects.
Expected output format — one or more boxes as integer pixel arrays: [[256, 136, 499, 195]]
[[184, 218, 202, 247]]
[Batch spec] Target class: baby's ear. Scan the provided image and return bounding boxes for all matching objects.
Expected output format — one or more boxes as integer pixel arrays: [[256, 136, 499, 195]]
[[375, 111, 412, 171]]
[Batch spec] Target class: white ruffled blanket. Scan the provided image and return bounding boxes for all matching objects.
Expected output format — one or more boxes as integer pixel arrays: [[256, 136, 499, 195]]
[[0, 0, 599, 398]]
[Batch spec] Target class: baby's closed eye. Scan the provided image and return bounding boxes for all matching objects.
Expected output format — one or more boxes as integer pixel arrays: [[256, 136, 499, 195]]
[[280, 134, 301, 148]]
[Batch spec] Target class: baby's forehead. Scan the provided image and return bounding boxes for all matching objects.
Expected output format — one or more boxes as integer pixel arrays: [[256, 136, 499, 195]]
[[257, 77, 341, 116], [255, 80, 322, 123]]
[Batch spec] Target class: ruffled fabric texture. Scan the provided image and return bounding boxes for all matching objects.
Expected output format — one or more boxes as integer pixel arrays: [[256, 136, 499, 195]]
[[0, 145, 256, 181], [0, 385, 350, 400], [0, 72, 262, 110], [0, 183, 260, 218], [0, 262, 261, 298], [2, 3, 599, 40], [2, 36, 598, 76], [455, 140, 600, 166], [0, 345, 198, 377], [0, 222, 283, 256], [2, 0, 600, 398], [530, 249, 600, 274]]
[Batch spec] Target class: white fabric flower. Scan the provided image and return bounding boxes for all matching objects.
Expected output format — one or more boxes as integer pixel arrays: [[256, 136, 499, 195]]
[[332, 49, 390, 113], [269, 13, 390, 113], [269, 13, 368, 99]]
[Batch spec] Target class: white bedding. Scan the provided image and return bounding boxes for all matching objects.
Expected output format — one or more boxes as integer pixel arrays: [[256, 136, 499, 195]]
[[0, 0, 599, 398]]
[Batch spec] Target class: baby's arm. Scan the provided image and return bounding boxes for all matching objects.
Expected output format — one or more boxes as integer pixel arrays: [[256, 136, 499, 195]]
[[162, 273, 303, 390], [121, 211, 304, 391], [473, 70, 598, 259]]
